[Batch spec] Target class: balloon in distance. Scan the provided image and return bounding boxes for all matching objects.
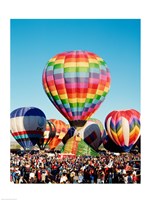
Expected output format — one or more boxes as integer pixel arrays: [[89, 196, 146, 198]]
[[10, 107, 46, 150], [104, 109, 140, 152]]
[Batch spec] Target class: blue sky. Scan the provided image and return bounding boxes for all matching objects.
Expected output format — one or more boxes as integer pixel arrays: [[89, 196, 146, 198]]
[[11, 19, 140, 127]]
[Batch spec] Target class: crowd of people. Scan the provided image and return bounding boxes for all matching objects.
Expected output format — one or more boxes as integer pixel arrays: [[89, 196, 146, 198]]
[[10, 150, 140, 184]]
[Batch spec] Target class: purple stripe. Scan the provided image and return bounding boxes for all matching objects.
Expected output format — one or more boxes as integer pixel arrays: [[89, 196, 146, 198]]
[[46, 70, 53, 76], [83, 107, 89, 112], [91, 104, 96, 108], [54, 73, 64, 79], [89, 72, 100, 79], [65, 77, 89, 83], [100, 69, 107, 75]]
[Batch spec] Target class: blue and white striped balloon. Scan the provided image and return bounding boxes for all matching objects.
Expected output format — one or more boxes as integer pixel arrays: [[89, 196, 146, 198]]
[[10, 107, 46, 150]]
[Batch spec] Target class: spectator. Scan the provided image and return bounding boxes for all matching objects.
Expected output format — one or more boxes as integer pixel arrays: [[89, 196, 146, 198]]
[[10, 151, 141, 184]]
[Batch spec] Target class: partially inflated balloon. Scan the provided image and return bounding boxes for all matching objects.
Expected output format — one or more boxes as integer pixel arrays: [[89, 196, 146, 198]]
[[89, 118, 106, 141], [105, 109, 140, 152], [48, 119, 68, 150], [77, 119, 105, 151], [10, 107, 46, 150], [42, 50, 111, 127], [62, 127, 76, 144], [61, 135, 99, 156], [37, 120, 55, 150]]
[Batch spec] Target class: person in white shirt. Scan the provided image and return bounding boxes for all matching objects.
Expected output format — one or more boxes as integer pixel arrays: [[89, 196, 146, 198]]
[[60, 173, 68, 183]]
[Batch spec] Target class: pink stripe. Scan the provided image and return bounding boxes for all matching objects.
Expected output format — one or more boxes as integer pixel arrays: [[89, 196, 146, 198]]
[[107, 72, 110, 77], [61, 108, 73, 121], [47, 75, 54, 81], [89, 78, 99, 83], [66, 82, 91, 89], [81, 102, 102, 120], [66, 83, 76, 88], [77, 82, 88, 88], [81, 111, 89, 120], [100, 75, 107, 80], [73, 116, 77, 120], [55, 79, 65, 84]]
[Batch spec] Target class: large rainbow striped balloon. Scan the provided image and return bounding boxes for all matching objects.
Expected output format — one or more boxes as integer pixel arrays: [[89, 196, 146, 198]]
[[105, 109, 140, 152], [42, 51, 111, 127]]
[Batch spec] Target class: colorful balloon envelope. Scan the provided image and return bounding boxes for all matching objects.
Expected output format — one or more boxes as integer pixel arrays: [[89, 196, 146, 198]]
[[37, 120, 56, 150], [62, 135, 99, 156], [105, 109, 141, 152], [10, 107, 46, 150], [42, 50, 111, 127], [48, 119, 68, 150], [77, 118, 105, 151], [89, 118, 106, 141]]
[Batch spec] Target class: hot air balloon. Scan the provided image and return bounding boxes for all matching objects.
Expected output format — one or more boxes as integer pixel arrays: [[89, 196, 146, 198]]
[[62, 127, 76, 144], [37, 120, 56, 150], [105, 109, 140, 152], [48, 119, 68, 150], [76, 118, 106, 151], [61, 135, 99, 156], [42, 50, 111, 128], [89, 118, 106, 141], [10, 107, 46, 150]]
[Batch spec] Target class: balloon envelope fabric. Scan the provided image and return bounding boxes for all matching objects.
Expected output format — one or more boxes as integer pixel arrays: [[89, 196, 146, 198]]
[[62, 127, 76, 144], [61, 135, 99, 156], [89, 118, 107, 141], [105, 109, 140, 152], [37, 120, 55, 150], [42, 50, 111, 125], [78, 119, 105, 151], [10, 107, 46, 150], [48, 119, 68, 150]]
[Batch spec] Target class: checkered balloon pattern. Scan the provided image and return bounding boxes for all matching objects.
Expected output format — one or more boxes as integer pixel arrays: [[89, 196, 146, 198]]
[[42, 51, 111, 123]]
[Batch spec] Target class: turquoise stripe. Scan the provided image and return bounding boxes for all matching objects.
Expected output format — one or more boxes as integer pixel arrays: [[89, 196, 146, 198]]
[[99, 96, 105, 101], [84, 102, 91, 107], [56, 99, 63, 105], [71, 107, 78, 112], [77, 107, 84, 111], [92, 98, 100, 104], [47, 65, 54, 71], [15, 135, 28, 139], [63, 103, 70, 108], [60, 104, 86, 111], [89, 67, 100, 73], [15, 134, 41, 139], [54, 68, 64, 74], [64, 72, 89, 78], [100, 65, 107, 70]]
